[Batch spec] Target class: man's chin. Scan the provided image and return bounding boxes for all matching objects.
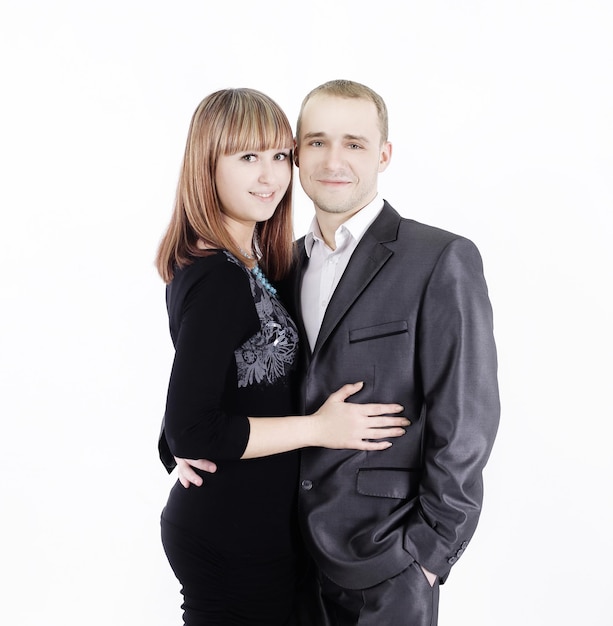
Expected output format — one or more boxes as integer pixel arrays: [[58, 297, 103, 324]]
[[312, 195, 355, 215]]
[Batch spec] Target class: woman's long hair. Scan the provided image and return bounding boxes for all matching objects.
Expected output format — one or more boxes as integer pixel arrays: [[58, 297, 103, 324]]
[[156, 88, 294, 283]]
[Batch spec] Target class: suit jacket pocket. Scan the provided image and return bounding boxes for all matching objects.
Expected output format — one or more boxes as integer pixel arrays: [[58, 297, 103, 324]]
[[349, 320, 408, 343], [356, 468, 420, 500]]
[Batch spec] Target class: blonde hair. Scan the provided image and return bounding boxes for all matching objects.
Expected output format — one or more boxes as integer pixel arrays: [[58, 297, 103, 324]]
[[296, 79, 389, 145], [156, 88, 294, 283]]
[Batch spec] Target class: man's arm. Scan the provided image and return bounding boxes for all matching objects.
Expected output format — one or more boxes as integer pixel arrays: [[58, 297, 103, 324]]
[[174, 457, 217, 488], [404, 237, 500, 581]]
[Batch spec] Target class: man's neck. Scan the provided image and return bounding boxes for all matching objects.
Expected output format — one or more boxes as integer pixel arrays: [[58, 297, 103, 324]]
[[315, 207, 361, 250]]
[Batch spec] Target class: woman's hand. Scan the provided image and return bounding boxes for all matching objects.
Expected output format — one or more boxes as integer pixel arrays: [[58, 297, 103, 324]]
[[311, 382, 410, 450]]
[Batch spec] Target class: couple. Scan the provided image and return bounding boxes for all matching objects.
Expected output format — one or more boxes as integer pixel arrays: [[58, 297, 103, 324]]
[[156, 80, 500, 626]]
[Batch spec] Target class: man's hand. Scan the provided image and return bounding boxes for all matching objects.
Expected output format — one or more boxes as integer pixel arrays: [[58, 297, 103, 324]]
[[174, 457, 217, 488]]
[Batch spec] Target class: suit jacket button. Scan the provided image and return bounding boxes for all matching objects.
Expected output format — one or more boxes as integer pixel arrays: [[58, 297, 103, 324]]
[[301, 479, 313, 491], [448, 556, 458, 565]]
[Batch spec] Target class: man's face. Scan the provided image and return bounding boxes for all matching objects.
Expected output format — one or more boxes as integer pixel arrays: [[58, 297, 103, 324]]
[[295, 94, 391, 218]]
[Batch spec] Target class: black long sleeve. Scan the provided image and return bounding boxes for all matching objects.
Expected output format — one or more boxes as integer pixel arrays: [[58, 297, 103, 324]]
[[163, 253, 257, 461]]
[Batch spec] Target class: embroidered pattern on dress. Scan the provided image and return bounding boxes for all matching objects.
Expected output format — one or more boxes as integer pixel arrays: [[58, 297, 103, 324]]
[[225, 253, 299, 388]]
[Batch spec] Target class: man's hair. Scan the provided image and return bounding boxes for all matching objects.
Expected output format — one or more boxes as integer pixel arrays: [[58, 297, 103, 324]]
[[156, 88, 294, 283], [296, 79, 389, 144]]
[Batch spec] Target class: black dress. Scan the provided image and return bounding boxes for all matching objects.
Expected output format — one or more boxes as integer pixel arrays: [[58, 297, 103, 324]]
[[159, 251, 301, 626]]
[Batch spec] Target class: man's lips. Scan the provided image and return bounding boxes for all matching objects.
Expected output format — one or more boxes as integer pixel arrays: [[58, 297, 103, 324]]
[[317, 179, 352, 185]]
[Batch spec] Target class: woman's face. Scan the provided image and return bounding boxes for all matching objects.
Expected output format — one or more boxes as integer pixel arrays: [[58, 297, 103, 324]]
[[215, 147, 292, 234]]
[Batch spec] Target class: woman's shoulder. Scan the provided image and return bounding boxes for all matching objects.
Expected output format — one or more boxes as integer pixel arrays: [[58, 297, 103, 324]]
[[174, 250, 246, 285], [168, 251, 251, 310], [165, 251, 259, 344]]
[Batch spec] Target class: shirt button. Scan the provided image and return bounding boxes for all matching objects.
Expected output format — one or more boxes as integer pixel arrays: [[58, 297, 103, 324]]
[[301, 479, 313, 491]]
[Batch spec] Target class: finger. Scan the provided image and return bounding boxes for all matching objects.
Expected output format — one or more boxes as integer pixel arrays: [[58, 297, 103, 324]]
[[186, 468, 203, 486], [358, 440, 393, 451], [368, 416, 411, 428], [178, 476, 191, 489], [178, 462, 204, 487], [330, 381, 364, 402], [186, 458, 217, 474], [364, 427, 407, 440], [364, 403, 404, 415]]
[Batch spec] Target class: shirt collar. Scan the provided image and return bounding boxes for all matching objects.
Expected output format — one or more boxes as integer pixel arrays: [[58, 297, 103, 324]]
[[304, 194, 384, 258]]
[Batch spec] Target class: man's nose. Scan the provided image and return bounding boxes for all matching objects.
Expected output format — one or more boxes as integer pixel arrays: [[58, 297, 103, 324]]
[[322, 145, 344, 169]]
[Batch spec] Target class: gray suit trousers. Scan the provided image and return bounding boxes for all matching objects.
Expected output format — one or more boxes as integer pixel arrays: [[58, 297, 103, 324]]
[[294, 563, 439, 626]]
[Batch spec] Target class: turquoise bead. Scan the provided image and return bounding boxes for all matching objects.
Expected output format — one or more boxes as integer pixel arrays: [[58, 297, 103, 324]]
[[251, 264, 277, 296]]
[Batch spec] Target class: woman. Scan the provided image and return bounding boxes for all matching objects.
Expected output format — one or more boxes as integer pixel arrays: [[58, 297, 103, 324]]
[[155, 88, 408, 625]]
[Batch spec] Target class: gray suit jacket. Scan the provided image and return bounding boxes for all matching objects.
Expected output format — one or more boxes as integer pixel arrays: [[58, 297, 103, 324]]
[[290, 201, 500, 589]]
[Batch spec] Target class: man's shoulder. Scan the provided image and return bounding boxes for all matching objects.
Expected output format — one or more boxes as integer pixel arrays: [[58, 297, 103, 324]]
[[380, 201, 471, 247]]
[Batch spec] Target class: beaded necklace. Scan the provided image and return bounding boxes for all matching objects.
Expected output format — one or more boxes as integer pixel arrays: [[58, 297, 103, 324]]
[[239, 247, 278, 297], [251, 264, 278, 296]]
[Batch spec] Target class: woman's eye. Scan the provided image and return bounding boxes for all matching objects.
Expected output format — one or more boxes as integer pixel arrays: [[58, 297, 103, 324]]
[[241, 154, 257, 162]]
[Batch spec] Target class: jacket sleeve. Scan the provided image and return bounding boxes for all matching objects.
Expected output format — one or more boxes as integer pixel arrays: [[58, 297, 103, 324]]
[[402, 237, 500, 581], [160, 262, 257, 465]]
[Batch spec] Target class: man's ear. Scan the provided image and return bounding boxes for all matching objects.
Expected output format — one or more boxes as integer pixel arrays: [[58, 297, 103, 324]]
[[378, 141, 392, 172], [293, 138, 299, 167]]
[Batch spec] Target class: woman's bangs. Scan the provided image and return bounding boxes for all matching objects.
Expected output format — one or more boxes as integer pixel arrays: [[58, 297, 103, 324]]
[[221, 105, 292, 155]]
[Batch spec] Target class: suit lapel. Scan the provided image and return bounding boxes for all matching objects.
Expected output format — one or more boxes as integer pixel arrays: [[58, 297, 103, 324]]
[[291, 242, 312, 366], [312, 202, 401, 356]]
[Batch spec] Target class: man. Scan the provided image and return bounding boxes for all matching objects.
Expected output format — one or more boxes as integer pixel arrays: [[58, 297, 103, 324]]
[[174, 79, 500, 625]]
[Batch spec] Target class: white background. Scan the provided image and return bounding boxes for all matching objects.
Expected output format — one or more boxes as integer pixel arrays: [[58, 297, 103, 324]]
[[1, 1, 612, 624]]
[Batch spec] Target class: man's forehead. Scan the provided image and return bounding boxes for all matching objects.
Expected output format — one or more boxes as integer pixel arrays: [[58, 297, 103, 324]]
[[301, 95, 379, 129], [305, 93, 373, 110]]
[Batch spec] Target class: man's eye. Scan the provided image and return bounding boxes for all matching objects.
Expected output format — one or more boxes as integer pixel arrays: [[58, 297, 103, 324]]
[[348, 144, 361, 150], [311, 141, 323, 147]]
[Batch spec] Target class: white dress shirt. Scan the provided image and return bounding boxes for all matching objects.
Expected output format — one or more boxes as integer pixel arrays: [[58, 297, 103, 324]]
[[301, 195, 384, 351]]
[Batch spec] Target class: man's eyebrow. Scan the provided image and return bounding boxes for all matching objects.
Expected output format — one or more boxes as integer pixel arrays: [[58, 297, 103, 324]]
[[302, 131, 326, 140], [302, 132, 371, 144], [344, 134, 370, 144]]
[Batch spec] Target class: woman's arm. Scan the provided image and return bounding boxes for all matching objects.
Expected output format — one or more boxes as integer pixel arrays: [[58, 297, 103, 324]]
[[175, 383, 409, 485], [243, 381, 408, 458], [164, 260, 261, 461], [164, 258, 408, 463]]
